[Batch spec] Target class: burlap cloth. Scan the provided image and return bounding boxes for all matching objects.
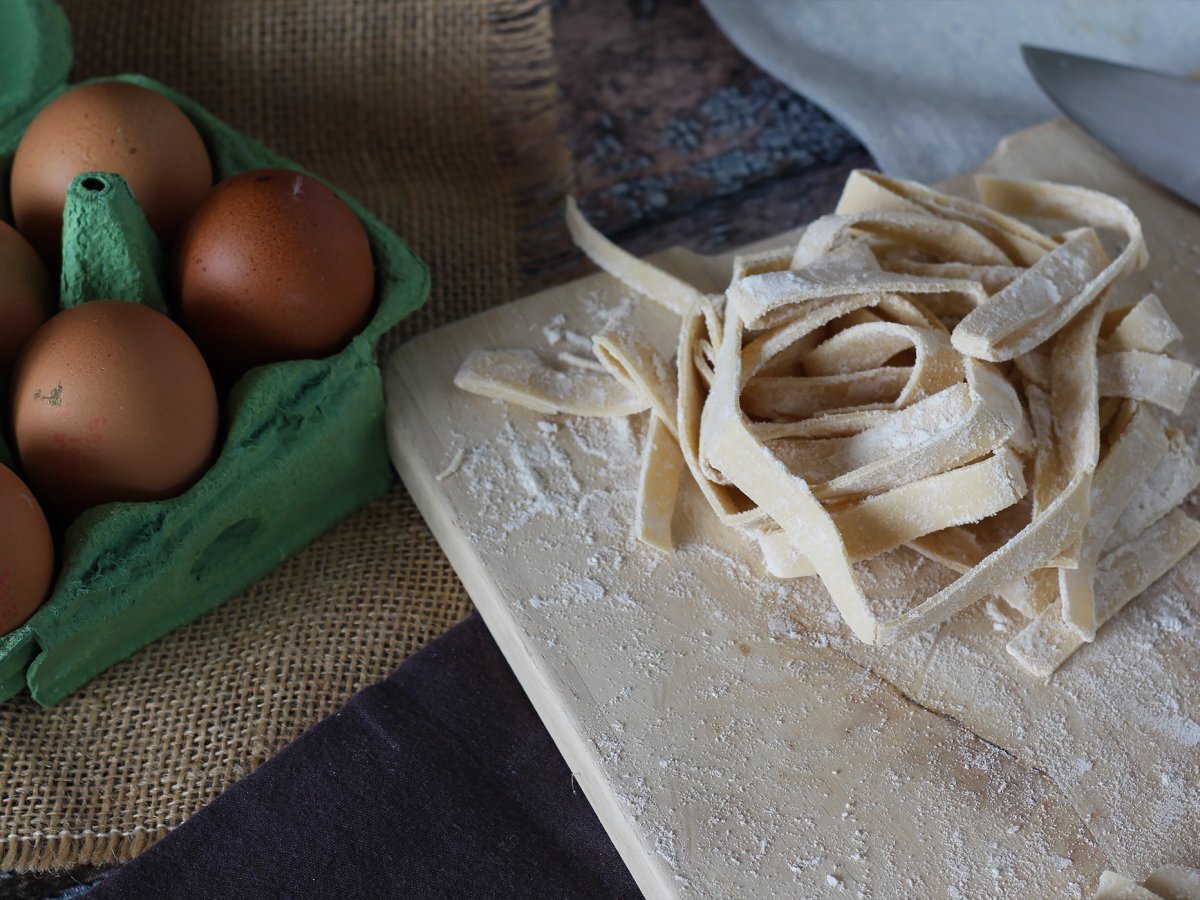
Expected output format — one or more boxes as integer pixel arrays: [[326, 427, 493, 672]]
[[1, 0, 571, 872]]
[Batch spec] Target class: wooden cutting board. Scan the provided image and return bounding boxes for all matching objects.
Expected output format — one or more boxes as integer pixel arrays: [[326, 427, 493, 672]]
[[384, 120, 1200, 899]]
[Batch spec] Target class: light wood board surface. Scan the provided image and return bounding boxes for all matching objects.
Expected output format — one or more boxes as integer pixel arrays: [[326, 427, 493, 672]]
[[385, 120, 1200, 899]]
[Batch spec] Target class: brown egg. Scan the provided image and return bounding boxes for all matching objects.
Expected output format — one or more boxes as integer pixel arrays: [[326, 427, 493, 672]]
[[176, 167, 375, 378], [0, 221, 53, 379], [11, 300, 219, 521], [0, 463, 54, 635], [10, 80, 212, 262]]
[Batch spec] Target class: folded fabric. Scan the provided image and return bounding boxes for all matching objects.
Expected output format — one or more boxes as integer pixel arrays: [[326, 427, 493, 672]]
[[87, 613, 639, 899], [702, 0, 1200, 182]]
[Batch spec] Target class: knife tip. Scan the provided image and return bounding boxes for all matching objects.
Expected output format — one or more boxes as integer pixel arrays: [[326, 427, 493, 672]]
[[1021, 44, 1054, 67], [1021, 44, 1079, 83]]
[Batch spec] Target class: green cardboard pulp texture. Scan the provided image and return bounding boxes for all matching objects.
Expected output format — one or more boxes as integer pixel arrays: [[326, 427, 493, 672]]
[[0, 1, 429, 706]]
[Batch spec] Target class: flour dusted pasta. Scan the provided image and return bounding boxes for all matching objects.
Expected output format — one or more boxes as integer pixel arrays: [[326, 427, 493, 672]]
[[455, 171, 1200, 676]]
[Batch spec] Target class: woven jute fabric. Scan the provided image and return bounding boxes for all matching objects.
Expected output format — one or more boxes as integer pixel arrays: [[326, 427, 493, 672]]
[[0, 0, 571, 872]]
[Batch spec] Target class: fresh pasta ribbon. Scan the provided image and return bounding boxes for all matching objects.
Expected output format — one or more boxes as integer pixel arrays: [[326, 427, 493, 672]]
[[1097, 351, 1199, 414], [1007, 509, 1200, 678], [454, 348, 648, 417], [592, 328, 680, 436], [565, 196, 705, 317], [1103, 294, 1182, 354], [754, 448, 1027, 577], [1058, 405, 1168, 640], [636, 415, 684, 554], [455, 173, 1200, 675]]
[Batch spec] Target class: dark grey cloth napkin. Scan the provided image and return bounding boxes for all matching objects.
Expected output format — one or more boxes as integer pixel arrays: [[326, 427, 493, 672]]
[[87, 613, 641, 899]]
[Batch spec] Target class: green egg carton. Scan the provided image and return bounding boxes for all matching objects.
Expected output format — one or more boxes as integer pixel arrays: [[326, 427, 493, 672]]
[[0, 0, 428, 706]]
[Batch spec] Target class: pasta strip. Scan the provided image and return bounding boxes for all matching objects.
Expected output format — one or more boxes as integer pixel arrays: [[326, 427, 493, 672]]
[[1007, 509, 1200, 678], [880, 468, 1094, 643], [1025, 384, 1056, 521], [833, 308, 884, 330], [1097, 350, 1199, 414], [836, 170, 1055, 265], [728, 243, 989, 331], [742, 368, 911, 420], [676, 306, 763, 527], [755, 527, 810, 579], [1058, 406, 1168, 639], [1143, 866, 1200, 898], [731, 246, 793, 281], [691, 341, 715, 389], [636, 415, 685, 553], [1035, 299, 1104, 571], [454, 349, 648, 417], [1094, 871, 1162, 899], [1103, 294, 1182, 354], [741, 292, 886, 376], [700, 295, 724, 352], [1014, 349, 1051, 391], [753, 329, 821, 377], [593, 329, 679, 437], [804, 322, 964, 405], [566, 196, 704, 317], [975, 174, 1148, 272], [758, 381, 974, 460], [873, 294, 948, 331], [769, 382, 1024, 502], [951, 228, 1108, 361], [812, 360, 1023, 500], [792, 210, 1013, 269], [906, 524, 1045, 617], [1106, 428, 1200, 553], [803, 322, 939, 373], [965, 176, 1148, 361], [756, 449, 1026, 577], [884, 260, 1024, 295], [703, 306, 879, 640]]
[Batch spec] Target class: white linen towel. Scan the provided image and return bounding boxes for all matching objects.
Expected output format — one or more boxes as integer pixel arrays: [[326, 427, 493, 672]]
[[702, 0, 1200, 181]]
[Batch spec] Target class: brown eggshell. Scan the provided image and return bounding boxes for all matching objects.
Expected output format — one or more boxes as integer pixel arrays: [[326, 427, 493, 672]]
[[10, 80, 213, 262], [0, 463, 54, 635], [176, 167, 375, 377], [11, 300, 219, 521], [0, 220, 53, 379]]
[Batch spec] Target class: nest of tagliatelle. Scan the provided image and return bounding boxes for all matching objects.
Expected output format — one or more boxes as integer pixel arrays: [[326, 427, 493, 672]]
[[456, 170, 1200, 678]]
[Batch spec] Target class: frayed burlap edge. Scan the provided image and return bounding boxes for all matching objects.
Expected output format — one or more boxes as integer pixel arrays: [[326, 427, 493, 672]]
[[1, 826, 171, 872]]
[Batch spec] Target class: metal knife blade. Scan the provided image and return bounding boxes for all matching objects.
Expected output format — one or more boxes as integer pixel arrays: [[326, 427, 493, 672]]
[[1023, 45, 1200, 207]]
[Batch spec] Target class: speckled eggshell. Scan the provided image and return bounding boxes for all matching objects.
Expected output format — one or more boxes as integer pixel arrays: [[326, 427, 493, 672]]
[[176, 167, 375, 378], [10, 80, 213, 262], [10, 300, 219, 521], [0, 463, 54, 636], [0, 220, 53, 378]]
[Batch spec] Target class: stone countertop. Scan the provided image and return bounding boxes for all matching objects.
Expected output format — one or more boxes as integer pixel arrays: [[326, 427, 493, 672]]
[[553, 0, 872, 259]]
